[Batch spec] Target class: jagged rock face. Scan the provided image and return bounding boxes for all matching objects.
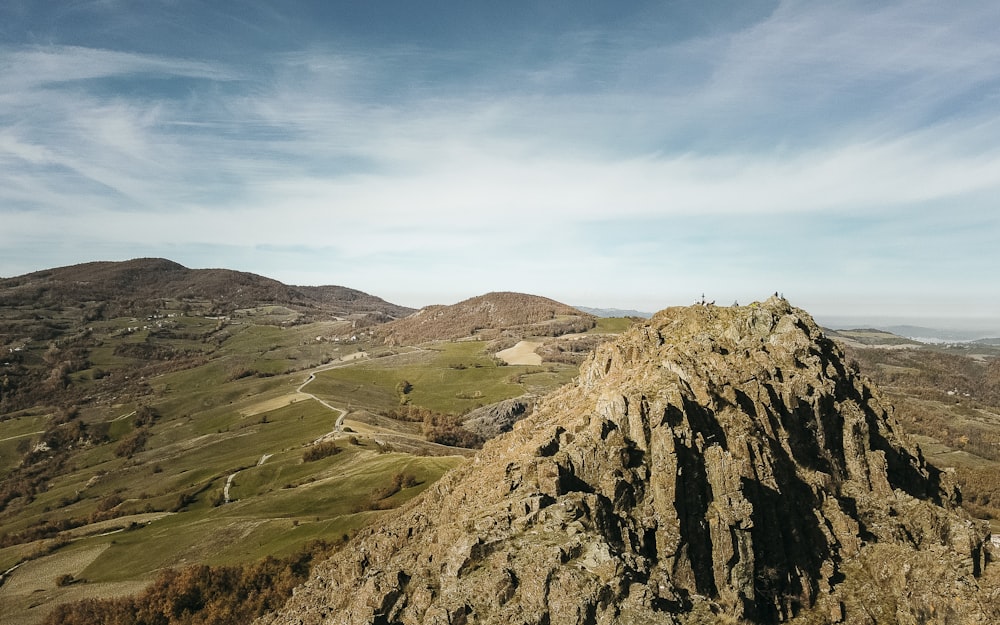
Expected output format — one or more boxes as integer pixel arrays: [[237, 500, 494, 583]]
[[260, 298, 996, 625], [461, 396, 536, 440]]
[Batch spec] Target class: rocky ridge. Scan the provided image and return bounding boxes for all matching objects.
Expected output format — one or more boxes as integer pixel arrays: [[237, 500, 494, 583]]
[[260, 297, 997, 624], [461, 395, 537, 441]]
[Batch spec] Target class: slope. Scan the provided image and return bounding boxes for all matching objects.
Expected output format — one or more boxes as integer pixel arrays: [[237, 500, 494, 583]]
[[377, 292, 595, 346], [259, 297, 997, 625], [0, 258, 413, 320]]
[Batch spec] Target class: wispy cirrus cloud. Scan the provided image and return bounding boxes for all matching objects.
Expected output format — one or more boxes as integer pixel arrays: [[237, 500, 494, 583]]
[[1, 1, 998, 319], [0, 45, 235, 92]]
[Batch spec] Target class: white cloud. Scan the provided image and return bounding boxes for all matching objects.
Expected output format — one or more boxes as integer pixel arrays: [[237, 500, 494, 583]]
[[1, 2, 999, 320], [0, 45, 235, 91]]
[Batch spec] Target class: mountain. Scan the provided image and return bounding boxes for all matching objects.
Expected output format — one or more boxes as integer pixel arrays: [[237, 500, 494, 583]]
[[0, 258, 414, 412], [0, 258, 413, 320], [259, 297, 997, 624], [377, 292, 595, 346]]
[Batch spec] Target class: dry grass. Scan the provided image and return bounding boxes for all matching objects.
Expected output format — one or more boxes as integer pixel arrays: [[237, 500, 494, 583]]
[[495, 341, 543, 366], [1, 544, 109, 596], [239, 394, 301, 417]]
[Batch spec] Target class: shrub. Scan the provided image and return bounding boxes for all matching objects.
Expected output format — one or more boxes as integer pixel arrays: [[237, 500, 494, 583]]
[[95, 494, 123, 512], [115, 429, 149, 458], [171, 492, 196, 512], [132, 405, 159, 428], [302, 441, 340, 462], [422, 413, 484, 449]]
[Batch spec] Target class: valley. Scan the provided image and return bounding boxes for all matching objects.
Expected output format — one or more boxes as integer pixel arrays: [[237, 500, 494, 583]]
[[1, 261, 999, 624], [0, 261, 623, 624]]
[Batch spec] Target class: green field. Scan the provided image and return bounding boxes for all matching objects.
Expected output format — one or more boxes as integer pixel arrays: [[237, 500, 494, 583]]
[[309, 341, 577, 415], [0, 304, 626, 624]]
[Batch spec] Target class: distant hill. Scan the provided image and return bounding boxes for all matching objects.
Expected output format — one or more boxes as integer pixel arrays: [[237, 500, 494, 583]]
[[885, 325, 1000, 344], [823, 327, 922, 347], [574, 305, 652, 319], [0, 258, 413, 320], [377, 292, 595, 345]]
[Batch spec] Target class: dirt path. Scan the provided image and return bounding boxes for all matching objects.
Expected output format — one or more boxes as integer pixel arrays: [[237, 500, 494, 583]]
[[297, 357, 369, 441], [0, 431, 43, 443], [224, 471, 238, 504], [222, 356, 369, 505]]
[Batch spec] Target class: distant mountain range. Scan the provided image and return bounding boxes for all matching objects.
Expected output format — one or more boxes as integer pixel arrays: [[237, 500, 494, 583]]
[[6, 259, 996, 346], [573, 306, 652, 318], [815, 314, 1000, 344], [883, 325, 1000, 344]]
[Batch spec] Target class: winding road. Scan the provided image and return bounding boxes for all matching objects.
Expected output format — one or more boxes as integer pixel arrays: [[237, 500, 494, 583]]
[[297, 371, 347, 440], [222, 354, 366, 504]]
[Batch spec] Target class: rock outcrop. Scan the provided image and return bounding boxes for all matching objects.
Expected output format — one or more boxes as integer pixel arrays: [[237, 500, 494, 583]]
[[260, 298, 997, 624], [461, 396, 536, 440]]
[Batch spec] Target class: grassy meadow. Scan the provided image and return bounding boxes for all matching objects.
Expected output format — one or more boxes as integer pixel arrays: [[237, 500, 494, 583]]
[[309, 341, 577, 415], [0, 301, 609, 624]]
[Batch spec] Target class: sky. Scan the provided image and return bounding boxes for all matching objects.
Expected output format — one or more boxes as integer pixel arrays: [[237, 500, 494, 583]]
[[1, 1, 998, 329]]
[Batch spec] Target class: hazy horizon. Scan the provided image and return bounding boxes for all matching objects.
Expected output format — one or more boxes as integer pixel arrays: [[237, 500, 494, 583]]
[[4, 255, 1000, 336]]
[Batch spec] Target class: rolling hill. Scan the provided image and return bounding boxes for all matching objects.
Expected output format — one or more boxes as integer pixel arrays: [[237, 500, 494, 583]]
[[0, 258, 413, 321], [377, 292, 595, 346], [0, 261, 619, 625]]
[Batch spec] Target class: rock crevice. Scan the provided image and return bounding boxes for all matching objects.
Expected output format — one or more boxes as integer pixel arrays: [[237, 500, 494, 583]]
[[258, 297, 996, 625]]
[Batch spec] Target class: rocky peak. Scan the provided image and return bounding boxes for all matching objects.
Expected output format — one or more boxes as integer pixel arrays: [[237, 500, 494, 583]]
[[259, 297, 996, 624]]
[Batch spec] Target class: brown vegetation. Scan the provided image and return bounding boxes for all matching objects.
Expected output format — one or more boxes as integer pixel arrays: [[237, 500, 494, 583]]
[[421, 412, 484, 449], [843, 344, 1000, 521], [533, 335, 605, 365], [0, 407, 103, 513], [115, 428, 150, 458], [301, 441, 340, 462], [377, 292, 594, 345], [41, 540, 340, 625], [357, 471, 421, 512], [0, 258, 412, 321], [371, 471, 418, 502]]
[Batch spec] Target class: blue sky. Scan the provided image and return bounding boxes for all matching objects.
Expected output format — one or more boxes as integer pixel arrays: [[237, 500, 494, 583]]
[[1, 1, 998, 326]]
